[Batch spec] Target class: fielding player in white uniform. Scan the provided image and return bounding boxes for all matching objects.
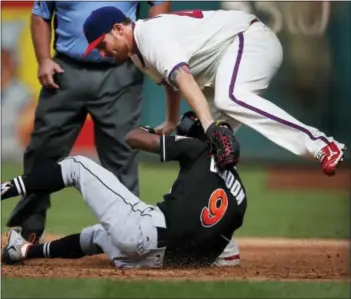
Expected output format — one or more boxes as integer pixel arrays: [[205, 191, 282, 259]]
[[82, 7, 346, 176]]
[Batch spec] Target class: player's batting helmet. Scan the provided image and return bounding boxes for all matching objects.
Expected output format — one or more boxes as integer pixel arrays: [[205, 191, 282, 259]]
[[176, 111, 206, 140]]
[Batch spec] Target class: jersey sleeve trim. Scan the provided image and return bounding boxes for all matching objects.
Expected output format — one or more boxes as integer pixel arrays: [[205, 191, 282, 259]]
[[167, 62, 189, 83], [160, 135, 166, 162], [147, 1, 166, 5], [32, 1, 54, 20]]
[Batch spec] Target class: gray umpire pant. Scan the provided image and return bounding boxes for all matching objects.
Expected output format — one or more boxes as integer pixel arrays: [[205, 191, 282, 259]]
[[7, 53, 143, 232]]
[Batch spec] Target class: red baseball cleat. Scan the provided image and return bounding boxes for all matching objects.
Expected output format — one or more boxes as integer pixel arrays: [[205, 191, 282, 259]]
[[316, 142, 346, 176], [212, 238, 241, 267]]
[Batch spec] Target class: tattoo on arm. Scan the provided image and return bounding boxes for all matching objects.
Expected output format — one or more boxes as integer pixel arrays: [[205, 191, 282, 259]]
[[168, 64, 191, 88]]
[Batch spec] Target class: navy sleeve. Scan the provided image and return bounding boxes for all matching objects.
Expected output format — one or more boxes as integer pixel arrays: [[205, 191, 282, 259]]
[[160, 135, 206, 162], [147, 1, 167, 6]]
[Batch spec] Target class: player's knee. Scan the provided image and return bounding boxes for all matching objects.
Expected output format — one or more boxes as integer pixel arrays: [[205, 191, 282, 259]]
[[59, 155, 97, 186], [71, 155, 99, 170], [80, 224, 105, 256], [72, 155, 91, 165], [213, 90, 241, 111], [214, 88, 251, 111], [214, 94, 237, 112], [110, 225, 143, 258], [214, 97, 228, 112]]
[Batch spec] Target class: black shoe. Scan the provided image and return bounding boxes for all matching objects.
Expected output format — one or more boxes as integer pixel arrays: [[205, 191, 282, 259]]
[[20, 210, 47, 244], [8, 207, 47, 244], [7, 193, 50, 227], [7, 194, 41, 227]]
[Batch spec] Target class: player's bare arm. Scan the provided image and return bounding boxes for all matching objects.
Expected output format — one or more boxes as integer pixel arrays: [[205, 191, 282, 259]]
[[155, 83, 181, 135], [148, 1, 171, 17], [126, 127, 160, 154], [164, 83, 180, 124], [169, 64, 214, 131]]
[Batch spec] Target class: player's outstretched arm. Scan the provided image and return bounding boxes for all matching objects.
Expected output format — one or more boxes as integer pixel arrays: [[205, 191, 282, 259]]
[[169, 65, 214, 132], [155, 83, 181, 135], [169, 65, 240, 170], [126, 126, 161, 154]]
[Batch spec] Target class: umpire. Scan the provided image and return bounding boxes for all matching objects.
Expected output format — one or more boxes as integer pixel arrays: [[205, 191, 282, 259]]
[[7, 1, 171, 243]]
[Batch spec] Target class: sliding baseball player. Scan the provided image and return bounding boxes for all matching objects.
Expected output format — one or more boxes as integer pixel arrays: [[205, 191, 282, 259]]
[[2, 112, 245, 268]]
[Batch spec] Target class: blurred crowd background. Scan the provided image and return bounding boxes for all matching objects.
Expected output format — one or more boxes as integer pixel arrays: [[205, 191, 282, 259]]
[[1, 1, 350, 165]]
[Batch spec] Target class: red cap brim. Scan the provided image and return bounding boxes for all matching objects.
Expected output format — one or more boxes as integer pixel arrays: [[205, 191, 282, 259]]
[[83, 34, 106, 58]]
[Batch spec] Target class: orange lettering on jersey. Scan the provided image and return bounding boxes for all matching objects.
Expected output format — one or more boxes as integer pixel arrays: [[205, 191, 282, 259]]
[[200, 188, 228, 227]]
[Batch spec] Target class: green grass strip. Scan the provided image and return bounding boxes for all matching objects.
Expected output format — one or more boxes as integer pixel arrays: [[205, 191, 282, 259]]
[[2, 277, 350, 298]]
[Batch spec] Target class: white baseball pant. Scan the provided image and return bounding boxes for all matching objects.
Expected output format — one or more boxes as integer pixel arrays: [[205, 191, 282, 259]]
[[59, 156, 166, 268], [207, 21, 341, 159], [59, 155, 239, 268]]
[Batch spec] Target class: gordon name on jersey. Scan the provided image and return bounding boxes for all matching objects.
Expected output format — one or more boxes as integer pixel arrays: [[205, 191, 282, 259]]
[[209, 157, 246, 206], [131, 9, 257, 88]]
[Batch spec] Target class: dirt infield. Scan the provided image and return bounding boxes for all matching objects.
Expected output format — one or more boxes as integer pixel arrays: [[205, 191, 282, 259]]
[[267, 167, 350, 191], [1, 235, 350, 281]]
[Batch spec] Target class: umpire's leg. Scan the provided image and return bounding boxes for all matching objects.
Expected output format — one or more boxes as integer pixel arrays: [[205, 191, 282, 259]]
[[6, 55, 88, 241], [88, 60, 143, 196]]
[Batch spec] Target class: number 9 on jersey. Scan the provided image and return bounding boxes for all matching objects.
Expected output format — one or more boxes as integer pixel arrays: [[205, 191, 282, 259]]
[[200, 188, 228, 227]]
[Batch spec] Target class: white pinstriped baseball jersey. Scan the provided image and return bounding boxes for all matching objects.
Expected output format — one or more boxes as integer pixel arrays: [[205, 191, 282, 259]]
[[130, 9, 256, 88]]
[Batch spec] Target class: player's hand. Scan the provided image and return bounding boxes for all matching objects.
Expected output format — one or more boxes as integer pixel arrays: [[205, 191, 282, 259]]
[[38, 58, 64, 89], [155, 121, 177, 136], [206, 121, 240, 170]]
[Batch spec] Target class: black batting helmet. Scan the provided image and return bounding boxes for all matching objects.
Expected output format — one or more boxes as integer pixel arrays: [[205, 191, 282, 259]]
[[176, 111, 206, 140]]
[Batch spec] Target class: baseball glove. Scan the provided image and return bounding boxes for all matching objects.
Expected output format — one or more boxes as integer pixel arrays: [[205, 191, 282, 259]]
[[206, 121, 240, 170]]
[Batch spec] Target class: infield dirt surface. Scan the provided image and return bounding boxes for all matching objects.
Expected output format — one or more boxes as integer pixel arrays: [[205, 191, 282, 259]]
[[2, 236, 349, 282]]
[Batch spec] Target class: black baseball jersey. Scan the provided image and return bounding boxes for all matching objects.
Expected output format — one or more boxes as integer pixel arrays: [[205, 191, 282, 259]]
[[156, 135, 247, 267]]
